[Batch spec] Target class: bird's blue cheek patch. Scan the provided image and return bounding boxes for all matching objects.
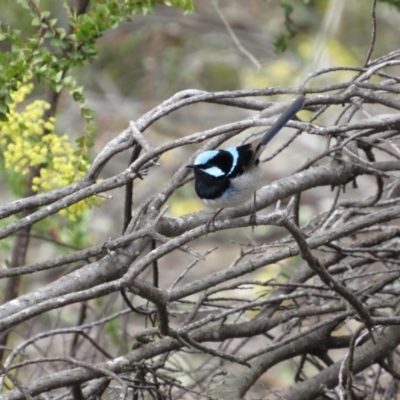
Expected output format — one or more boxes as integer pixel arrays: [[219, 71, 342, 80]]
[[202, 166, 225, 177], [194, 150, 220, 166]]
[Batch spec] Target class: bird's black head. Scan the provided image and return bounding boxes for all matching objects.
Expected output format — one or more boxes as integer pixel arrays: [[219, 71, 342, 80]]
[[186, 145, 254, 178], [186, 146, 254, 200], [186, 149, 233, 200], [186, 149, 233, 179]]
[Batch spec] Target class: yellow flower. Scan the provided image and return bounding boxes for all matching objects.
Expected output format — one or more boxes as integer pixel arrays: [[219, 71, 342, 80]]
[[0, 78, 102, 220]]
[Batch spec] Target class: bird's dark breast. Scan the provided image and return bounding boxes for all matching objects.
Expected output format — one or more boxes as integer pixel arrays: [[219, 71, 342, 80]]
[[194, 169, 230, 200]]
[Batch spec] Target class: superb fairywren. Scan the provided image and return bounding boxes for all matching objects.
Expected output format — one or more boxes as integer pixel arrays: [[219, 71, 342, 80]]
[[186, 96, 305, 228]]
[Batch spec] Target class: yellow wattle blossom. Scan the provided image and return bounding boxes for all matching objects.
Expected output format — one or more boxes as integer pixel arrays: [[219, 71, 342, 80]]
[[0, 79, 100, 220]]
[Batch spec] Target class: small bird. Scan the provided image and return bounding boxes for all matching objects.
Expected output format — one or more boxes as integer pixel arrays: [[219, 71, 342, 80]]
[[186, 95, 306, 229]]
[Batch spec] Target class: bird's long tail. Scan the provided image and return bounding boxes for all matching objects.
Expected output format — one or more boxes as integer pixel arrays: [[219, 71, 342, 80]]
[[252, 95, 306, 163]]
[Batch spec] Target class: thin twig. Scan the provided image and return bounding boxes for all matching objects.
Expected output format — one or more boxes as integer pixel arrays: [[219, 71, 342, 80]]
[[211, 0, 262, 71]]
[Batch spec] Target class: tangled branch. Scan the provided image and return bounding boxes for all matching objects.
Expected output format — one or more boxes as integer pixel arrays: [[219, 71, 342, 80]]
[[2, 49, 400, 399]]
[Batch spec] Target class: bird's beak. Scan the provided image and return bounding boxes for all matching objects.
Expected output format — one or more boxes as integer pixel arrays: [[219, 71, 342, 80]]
[[186, 164, 196, 169]]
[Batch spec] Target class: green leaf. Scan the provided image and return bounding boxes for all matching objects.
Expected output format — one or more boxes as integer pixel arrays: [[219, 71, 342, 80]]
[[72, 88, 84, 102], [274, 36, 287, 54], [57, 27, 67, 39], [81, 108, 95, 119], [32, 16, 41, 27], [54, 70, 63, 82], [48, 18, 58, 27], [75, 137, 85, 148], [0, 112, 9, 122], [86, 137, 95, 148], [63, 75, 74, 86], [87, 123, 97, 136], [44, 30, 55, 39], [54, 83, 63, 93], [274, 0, 296, 54]]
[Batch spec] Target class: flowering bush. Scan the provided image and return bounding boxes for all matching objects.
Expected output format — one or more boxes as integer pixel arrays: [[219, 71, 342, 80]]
[[0, 80, 98, 220]]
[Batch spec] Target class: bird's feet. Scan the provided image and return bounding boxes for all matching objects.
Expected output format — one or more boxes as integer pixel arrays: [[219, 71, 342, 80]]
[[249, 192, 258, 231], [205, 208, 223, 234], [249, 211, 258, 231], [205, 217, 216, 234]]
